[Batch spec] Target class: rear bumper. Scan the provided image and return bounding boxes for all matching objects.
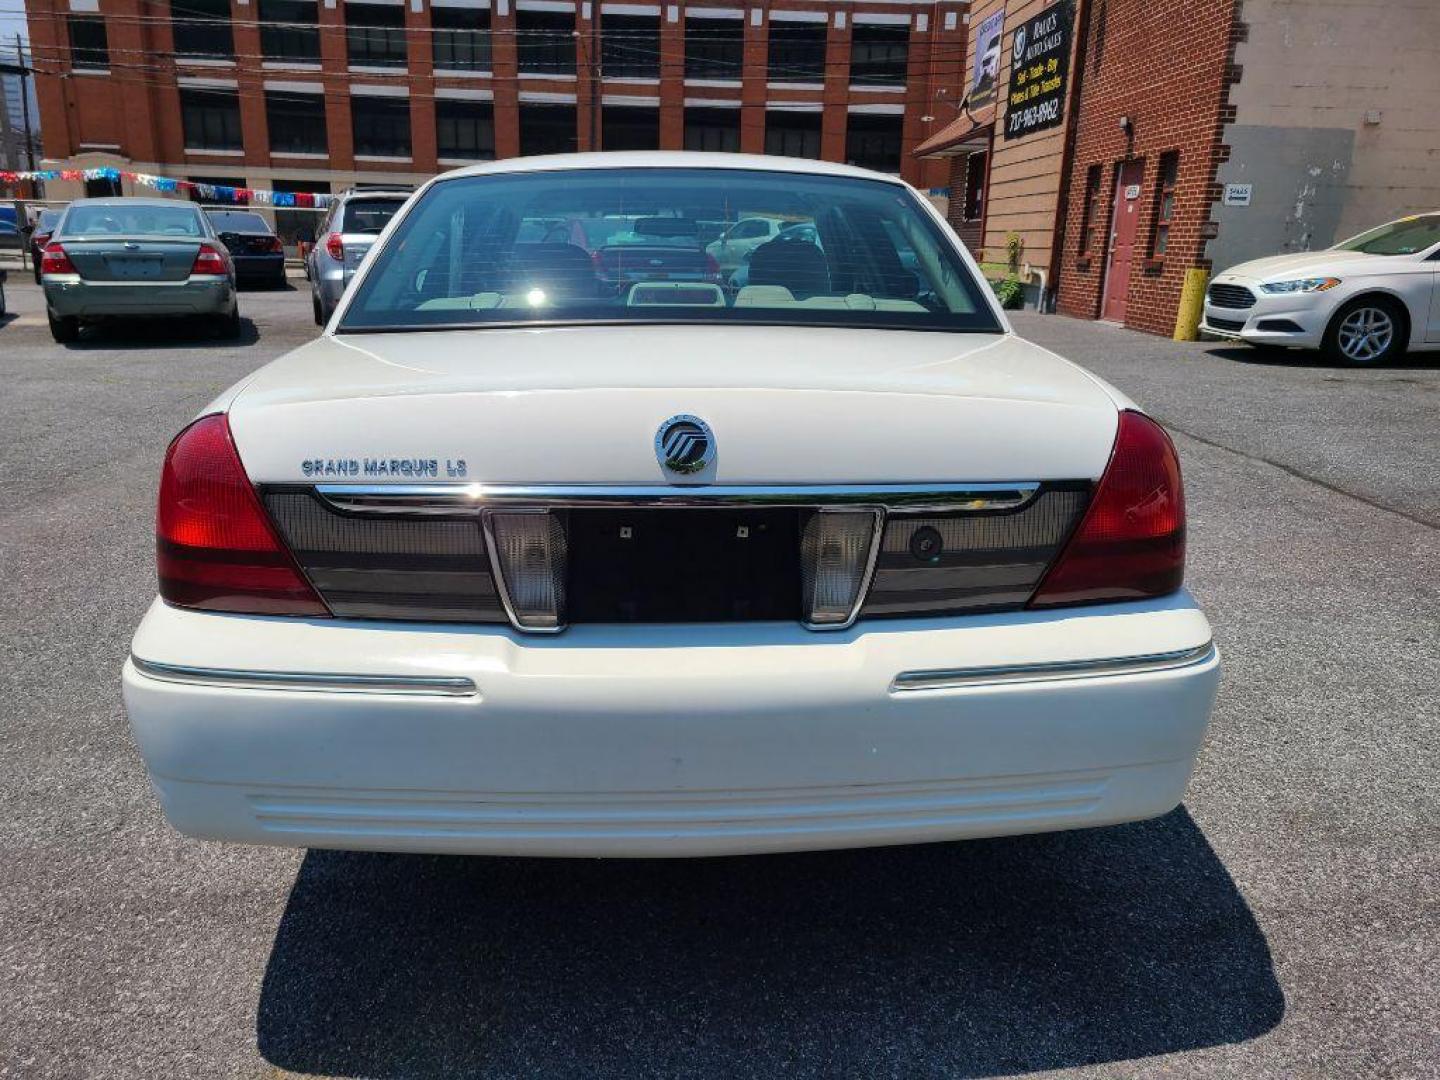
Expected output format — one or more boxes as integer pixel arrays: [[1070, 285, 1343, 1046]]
[[43, 276, 234, 317], [124, 593, 1220, 857], [232, 255, 286, 280]]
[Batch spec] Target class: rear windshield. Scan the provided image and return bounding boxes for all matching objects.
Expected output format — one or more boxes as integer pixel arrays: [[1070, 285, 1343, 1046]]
[[1334, 214, 1440, 256], [337, 168, 1001, 334], [38, 210, 63, 229], [61, 204, 205, 238], [341, 198, 407, 235], [208, 211, 271, 233]]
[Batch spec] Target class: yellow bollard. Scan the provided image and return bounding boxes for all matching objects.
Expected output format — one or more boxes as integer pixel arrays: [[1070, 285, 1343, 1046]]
[[1173, 267, 1209, 341]]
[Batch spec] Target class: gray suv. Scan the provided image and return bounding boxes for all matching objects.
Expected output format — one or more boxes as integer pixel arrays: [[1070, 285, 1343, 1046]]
[[306, 188, 412, 325]]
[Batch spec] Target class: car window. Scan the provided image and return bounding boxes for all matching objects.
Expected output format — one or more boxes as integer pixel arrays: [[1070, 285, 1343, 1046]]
[[1334, 214, 1440, 256], [338, 167, 1000, 334], [61, 204, 205, 237], [208, 211, 271, 233], [341, 198, 407, 235]]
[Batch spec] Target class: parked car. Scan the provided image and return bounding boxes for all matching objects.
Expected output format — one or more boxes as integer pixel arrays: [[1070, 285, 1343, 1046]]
[[41, 198, 240, 343], [306, 188, 411, 325], [123, 153, 1218, 859], [28, 208, 66, 284], [205, 209, 287, 289], [1202, 211, 1440, 365], [0, 267, 7, 319], [0, 218, 19, 251], [704, 214, 786, 272]]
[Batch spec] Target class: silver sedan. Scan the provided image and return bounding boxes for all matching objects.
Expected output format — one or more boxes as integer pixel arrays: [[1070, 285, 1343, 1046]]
[[41, 198, 240, 343]]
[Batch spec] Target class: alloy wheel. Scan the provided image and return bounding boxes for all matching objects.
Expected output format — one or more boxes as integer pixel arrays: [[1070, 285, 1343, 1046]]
[[1336, 306, 1395, 363]]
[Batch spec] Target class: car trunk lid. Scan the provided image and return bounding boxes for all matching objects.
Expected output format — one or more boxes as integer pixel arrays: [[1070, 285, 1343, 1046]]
[[59, 238, 201, 282]]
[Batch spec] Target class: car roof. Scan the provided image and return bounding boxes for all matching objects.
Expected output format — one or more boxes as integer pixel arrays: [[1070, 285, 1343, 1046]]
[[65, 197, 201, 209], [435, 151, 909, 186]]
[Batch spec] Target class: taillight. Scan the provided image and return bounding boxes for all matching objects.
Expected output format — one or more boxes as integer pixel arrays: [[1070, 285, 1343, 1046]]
[[325, 232, 345, 260], [267, 236, 284, 253], [1028, 410, 1185, 608], [191, 242, 228, 276], [40, 241, 76, 275], [33, 231, 52, 250], [156, 415, 329, 616], [705, 252, 722, 281]]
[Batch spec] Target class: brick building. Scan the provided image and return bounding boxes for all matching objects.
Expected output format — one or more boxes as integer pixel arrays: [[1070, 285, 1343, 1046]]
[[20, 0, 971, 238]]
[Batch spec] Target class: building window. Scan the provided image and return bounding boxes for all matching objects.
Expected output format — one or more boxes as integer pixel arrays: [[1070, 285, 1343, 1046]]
[[603, 105, 659, 151], [1078, 164, 1103, 255], [963, 150, 988, 221], [516, 9, 575, 75], [432, 5, 491, 71], [1151, 151, 1180, 257], [351, 96, 412, 157], [849, 23, 907, 86], [684, 15, 743, 80], [767, 21, 826, 83], [259, 0, 320, 63], [764, 109, 822, 159], [68, 16, 109, 70], [266, 92, 328, 155], [181, 88, 243, 151], [684, 106, 740, 152], [172, 0, 233, 60], [518, 103, 576, 155], [347, 1, 408, 67], [187, 175, 248, 205], [436, 99, 495, 160], [601, 12, 660, 79], [845, 113, 901, 173]]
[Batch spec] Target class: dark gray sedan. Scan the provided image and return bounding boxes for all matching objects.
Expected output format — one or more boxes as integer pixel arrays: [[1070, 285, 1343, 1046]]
[[41, 198, 240, 343]]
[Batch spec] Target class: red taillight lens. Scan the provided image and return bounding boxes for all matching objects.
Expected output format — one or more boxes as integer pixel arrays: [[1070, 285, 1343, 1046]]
[[1028, 410, 1185, 608], [325, 232, 345, 260], [156, 415, 329, 616], [40, 241, 76, 275], [33, 231, 52, 249], [267, 236, 284, 254], [705, 252, 722, 280], [191, 242, 228, 276]]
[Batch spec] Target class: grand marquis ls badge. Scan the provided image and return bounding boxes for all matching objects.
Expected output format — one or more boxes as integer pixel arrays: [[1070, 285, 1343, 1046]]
[[656, 414, 715, 476]]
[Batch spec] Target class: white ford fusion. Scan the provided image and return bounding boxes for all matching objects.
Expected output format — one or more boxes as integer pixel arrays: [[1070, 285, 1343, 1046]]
[[1202, 212, 1440, 365], [123, 153, 1219, 858]]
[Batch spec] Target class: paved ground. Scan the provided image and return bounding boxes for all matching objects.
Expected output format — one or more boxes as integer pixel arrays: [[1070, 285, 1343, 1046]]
[[0, 282, 1436, 1079]]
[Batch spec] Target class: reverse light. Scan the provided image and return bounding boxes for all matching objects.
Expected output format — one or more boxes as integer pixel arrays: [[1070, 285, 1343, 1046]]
[[485, 511, 567, 631], [40, 241, 76, 275], [157, 415, 329, 616], [1028, 411, 1185, 608], [325, 232, 345, 260], [1258, 277, 1341, 294], [190, 242, 228, 276], [801, 510, 879, 627]]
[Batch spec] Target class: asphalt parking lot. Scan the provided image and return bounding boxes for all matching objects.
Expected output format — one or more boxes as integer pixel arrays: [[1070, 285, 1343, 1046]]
[[1, 275, 1436, 1079]]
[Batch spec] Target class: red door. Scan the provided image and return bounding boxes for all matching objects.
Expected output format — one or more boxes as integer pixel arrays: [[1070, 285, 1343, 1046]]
[[1101, 160, 1145, 322]]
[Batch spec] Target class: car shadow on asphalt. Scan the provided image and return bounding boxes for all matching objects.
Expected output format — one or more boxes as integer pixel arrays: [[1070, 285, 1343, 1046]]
[[58, 317, 261, 349], [256, 808, 1283, 1078], [1209, 344, 1440, 370]]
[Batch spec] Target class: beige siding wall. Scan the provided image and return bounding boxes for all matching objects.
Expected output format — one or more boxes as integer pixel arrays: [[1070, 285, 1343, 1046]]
[[1218, 0, 1440, 260], [971, 0, 1072, 272]]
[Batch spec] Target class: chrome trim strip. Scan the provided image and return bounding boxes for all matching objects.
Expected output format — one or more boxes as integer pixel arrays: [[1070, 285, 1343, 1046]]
[[130, 656, 479, 697], [315, 482, 1040, 516], [891, 642, 1217, 693]]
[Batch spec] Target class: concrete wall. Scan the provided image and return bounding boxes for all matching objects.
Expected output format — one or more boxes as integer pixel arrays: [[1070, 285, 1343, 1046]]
[[1212, 0, 1440, 269]]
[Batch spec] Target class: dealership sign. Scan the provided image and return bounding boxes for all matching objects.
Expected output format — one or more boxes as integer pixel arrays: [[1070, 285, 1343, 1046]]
[[1004, 2, 1072, 140]]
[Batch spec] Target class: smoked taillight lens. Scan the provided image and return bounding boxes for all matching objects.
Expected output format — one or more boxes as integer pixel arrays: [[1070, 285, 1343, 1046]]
[[156, 415, 329, 616], [267, 236, 284, 253], [324, 232, 345, 260], [40, 241, 76, 275], [1028, 410, 1185, 608], [191, 242, 228, 276]]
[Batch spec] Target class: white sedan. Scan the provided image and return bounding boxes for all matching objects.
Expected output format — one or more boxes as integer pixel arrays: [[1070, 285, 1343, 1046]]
[[1202, 212, 1440, 365], [123, 152, 1218, 858]]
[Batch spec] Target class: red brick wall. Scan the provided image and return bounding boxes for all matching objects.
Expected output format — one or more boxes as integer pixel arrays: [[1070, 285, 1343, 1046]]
[[1055, 0, 1239, 336]]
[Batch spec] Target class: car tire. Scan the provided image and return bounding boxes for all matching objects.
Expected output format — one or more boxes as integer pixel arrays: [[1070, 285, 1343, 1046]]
[[312, 292, 326, 326], [216, 304, 242, 340], [1324, 297, 1407, 367], [48, 309, 79, 343], [33, 263, 42, 285]]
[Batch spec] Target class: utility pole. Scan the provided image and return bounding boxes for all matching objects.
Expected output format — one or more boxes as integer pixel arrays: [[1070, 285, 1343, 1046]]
[[0, 45, 15, 173], [17, 35, 34, 171]]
